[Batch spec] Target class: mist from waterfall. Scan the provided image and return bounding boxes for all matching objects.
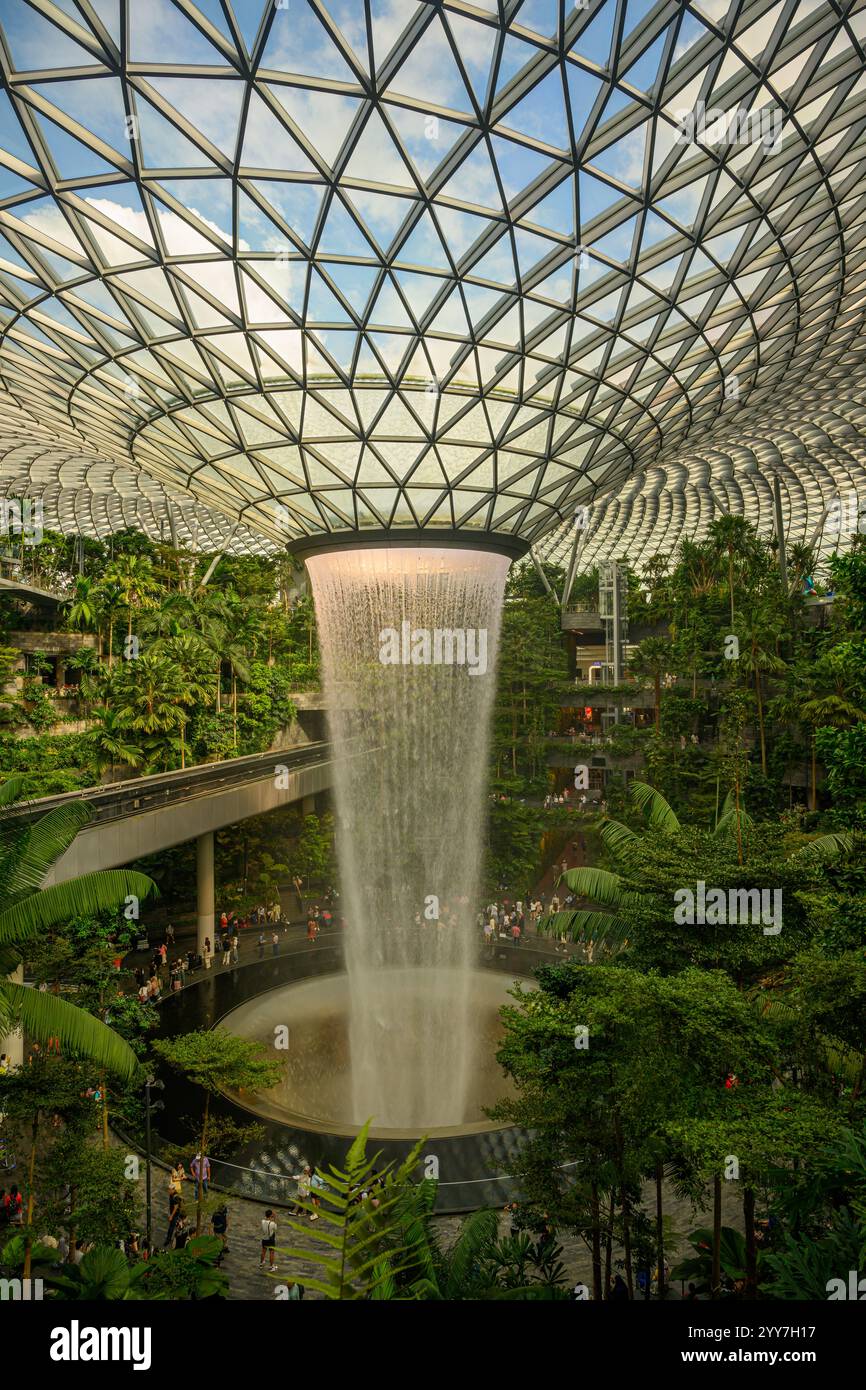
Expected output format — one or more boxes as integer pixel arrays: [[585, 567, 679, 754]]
[[306, 545, 509, 1130]]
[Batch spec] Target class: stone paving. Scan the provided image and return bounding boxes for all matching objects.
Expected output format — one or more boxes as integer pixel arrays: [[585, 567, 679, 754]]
[[132, 1161, 742, 1300]]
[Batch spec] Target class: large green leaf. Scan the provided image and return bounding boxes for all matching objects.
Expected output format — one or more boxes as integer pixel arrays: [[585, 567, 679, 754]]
[[715, 804, 753, 838], [599, 816, 641, 862], [0, 776, 25, 807], [0, 981, 139, 1079], [629, 780, 680, 830], [790, 831, 854, 862], [0, 869, 158, 946], [559, 865, 625, 906], [4, 801, 93, 895], [539, 909, 630, 947]]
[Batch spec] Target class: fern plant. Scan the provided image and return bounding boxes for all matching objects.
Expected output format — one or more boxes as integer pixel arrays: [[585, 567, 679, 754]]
[[275, 1123, 426, 1300]]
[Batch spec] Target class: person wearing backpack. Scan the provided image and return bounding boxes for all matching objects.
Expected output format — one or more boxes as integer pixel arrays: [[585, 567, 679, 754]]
[[260, 1209, 278, 1271]]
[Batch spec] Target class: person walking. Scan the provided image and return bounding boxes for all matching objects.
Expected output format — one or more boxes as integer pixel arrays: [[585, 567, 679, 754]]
[[271, 930, 279, 957], [203, 936, 212, 971], [306, 917, 318, 945], [231, 931, 239, 965], [163, 1198, 184, 1250], [260, 1210, 278, 1271], [221, 934, 231, 967]]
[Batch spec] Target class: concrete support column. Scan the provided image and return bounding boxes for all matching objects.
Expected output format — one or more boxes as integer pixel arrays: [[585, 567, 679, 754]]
[[1, 964, 24, 1068], [196, 831, 215, 957]]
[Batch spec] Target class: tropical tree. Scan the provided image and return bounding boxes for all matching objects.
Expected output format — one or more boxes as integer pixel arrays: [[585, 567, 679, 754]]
[[799, 646, 866, 811], [733, 609, 787, 775], [152, 1031, 281, 1235], [108, 651, 192, 771], [0, 775, 156, 1077], [630, 636, 677, 731], [103, 554, 159, 643], [64, 576, 100, 635], [540, 780, 852, 967], [90, 707, 143, 780]]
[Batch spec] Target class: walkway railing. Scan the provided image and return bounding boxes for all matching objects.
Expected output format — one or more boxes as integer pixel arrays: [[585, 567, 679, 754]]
[[1, 740, 334, 826]]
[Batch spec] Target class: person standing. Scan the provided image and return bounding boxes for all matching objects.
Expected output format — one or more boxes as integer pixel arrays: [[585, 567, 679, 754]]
[[211, 1203, 229, 1256], [165, 923, 175, 946], [306, 917, 318, 945], [191, 1152, 211, 1196], [258, 932, 266, 958], [231, 931, 239, 965], [203, 936, 212, 971], [260, 1210, 278, 1271], [221, 934, 231, 967], [271, 930, 279, 957], [296, 1167, 311, 1213]]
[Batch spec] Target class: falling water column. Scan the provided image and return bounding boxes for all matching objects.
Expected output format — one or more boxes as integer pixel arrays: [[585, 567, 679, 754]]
[[305, 545, 509, 1131]]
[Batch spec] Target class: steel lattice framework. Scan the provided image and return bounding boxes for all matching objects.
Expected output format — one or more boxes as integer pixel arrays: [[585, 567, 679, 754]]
[[0, 0, 865, 557]]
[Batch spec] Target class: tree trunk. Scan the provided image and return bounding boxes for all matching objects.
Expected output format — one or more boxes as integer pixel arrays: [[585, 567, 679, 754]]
[[728, 546, 735, 627], [22, 1112, 39, 1281], [743, 1186, 757, 1299], [754, 666, 767, 775], [711, 1174, 722, 1298], [66, 1185, 77, 1264], [655, 1161, 665, 1300], [603, 1189, 614, 1298], [590, 1181, 603, 1301], [621, 1183, 634, 1298], [101, 1072, 109, 1150], [810, 731, 817, 812], [654, 672, 661, 731]]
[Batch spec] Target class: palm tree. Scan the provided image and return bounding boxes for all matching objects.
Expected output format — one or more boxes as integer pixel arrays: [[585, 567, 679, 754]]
[[92, 579, 125, 667], [733, 610, 787, 775], [104, 554, 159, 644], [90, 707, 143, 781], [799, 649, 866, 811], [109, 652, 191, 772], [64, 576, 99, 635], [708, 515, 761, 628], [0, 776, 156, 1076], [630, 636, 676, 731], [148, 635, 215, 767]]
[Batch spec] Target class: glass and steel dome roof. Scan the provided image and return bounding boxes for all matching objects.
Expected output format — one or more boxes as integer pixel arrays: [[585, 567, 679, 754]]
[[0, 0, 865, 557]]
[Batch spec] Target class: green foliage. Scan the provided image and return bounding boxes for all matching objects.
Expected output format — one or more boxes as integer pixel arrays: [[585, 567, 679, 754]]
[[0, 781, 157, 1078], [153, 1030, 281, 1095], [279, 1123, 426, 1300]]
